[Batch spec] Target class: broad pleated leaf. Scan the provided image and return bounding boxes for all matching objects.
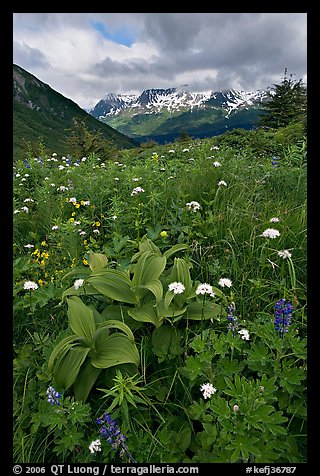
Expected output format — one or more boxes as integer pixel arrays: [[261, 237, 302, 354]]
[[163, 243, 189, 260], [186, 301, 225, 320], [132, 251, 166, 287], [48, 335, 82, 371], [88, 252, 108, 273], [91, 334, 140, 369], [61, 283, 99, 301], [172, 258, 193, 294], [151, 325, 182, 357], [67, 296, 96, 343], [87, 269, 137, 304], [134, 279, 163, 304], [95, 319, 135, 343], [54, 346, 91, 390], [128, 303, 160, 326], [74, 362, 102, 402]]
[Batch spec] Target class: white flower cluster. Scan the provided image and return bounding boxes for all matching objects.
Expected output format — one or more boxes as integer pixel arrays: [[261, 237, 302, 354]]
[[200, 382, 217, 399], [261, 228, 280, 239], [238, 329, 250, 340], [269, 217, 280, 223], [168, 282, 185, 294], [196, 283, 214, 296], [213, 161, 221, 167], [74, 279, 84, 290], [186, 201, 201, 212], [88, 439, 101, 454], [277, 250, 292, 259], [218, 180, 227, 187], [218, 278, 232, 288], [24, 281, 38, 290], [131, 186, 145, 196]]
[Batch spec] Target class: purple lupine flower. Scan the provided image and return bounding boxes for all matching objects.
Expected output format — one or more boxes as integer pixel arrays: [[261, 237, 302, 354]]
[[24, 159, 31, 169], [272, 157, 279, 166], [274, 299, 293, 336], [96, 413, 136, 462], [226, 302, 238, 334], [46, 386, 62, 406]]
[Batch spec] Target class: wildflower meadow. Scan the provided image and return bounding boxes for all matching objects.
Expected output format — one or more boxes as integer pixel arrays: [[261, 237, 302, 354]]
[[13, 134, 307, 464]]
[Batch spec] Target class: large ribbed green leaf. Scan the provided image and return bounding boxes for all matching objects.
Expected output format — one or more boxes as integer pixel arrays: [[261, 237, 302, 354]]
[[91, 334, 140, 369], [152, 325, 182, 358], [95, 319, 135, 344], [128, 303, 160, 326], [88, 252, 108, 273], [186, 301, 225, 320], [163, 243, 189, 260], [132, 251, 166, 286], [171, 258, 193, 294], [61, 283, 99, 301], [134, 279, 163, 304], [67, 296, 96, 343], [54, 346, 91, 390], [87, 269, 137, 304], [48, 335, 81, 371], [74, 362, 102, 402]]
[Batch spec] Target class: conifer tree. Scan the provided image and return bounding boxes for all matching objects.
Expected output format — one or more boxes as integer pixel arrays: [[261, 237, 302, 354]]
[[259, 69, 307, 129]]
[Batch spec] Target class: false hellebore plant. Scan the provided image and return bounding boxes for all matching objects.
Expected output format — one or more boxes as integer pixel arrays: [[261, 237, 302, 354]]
[[49, 237, 226, 402]]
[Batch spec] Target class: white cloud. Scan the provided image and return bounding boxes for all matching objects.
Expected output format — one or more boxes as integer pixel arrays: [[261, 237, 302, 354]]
[[13, 13, 307, 110]]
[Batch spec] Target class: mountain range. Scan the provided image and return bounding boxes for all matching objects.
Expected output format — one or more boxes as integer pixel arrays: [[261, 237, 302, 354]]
[[13, 64, 137, 162], [89, 86, 269, 143]]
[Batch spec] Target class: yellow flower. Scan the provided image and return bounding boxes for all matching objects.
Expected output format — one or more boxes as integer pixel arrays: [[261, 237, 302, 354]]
[[83, 240, 88, 245], [32, 248, 39, 255], [160, 231, 168, 238], [50, 276, 55, 282], [69, 218, 75, 223], [95, 221, 101, 227], [71, 212, 76, 217], [40, 260, 46, 266], [75, 203, 80, 208], [66, 198, 69, 202], [41, 241, 46, 246], [83, 258, 89, 266], [80, 200, 85, 206], [41, 251, 49, 259], [38, 279, 43, 285]]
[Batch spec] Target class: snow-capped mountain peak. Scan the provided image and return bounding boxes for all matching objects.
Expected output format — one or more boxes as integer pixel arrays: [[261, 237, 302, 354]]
[[90, 87, 268, 120]]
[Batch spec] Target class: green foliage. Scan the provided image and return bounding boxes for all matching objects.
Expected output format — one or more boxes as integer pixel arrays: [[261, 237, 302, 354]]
[[66, 118, 121, 160], [13, 128, 307, 463], [184, 328, 306, 463], [48, 296, 140, 400], [258, 69, 307, 129]]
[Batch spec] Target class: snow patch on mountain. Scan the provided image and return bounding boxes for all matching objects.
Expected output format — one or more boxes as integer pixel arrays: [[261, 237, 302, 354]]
[[89, 87, 268, 120]]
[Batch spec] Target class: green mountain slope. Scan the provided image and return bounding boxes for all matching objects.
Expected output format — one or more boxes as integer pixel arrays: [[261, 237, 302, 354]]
[[13, 64, 137, 162], [103, 106, 264, 144]]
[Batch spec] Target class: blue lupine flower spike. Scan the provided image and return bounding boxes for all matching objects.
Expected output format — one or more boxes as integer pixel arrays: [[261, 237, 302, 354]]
[[274, 299, 293, 336], [97, 413, 136, 463], [46, 386, 62, 406]]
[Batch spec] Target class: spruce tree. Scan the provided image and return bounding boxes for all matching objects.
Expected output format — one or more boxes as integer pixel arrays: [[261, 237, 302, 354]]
[[259, 69, 307, 129]]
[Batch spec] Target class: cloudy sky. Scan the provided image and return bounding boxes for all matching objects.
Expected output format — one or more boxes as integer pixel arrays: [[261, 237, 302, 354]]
[[13, 13, 307, 110]]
